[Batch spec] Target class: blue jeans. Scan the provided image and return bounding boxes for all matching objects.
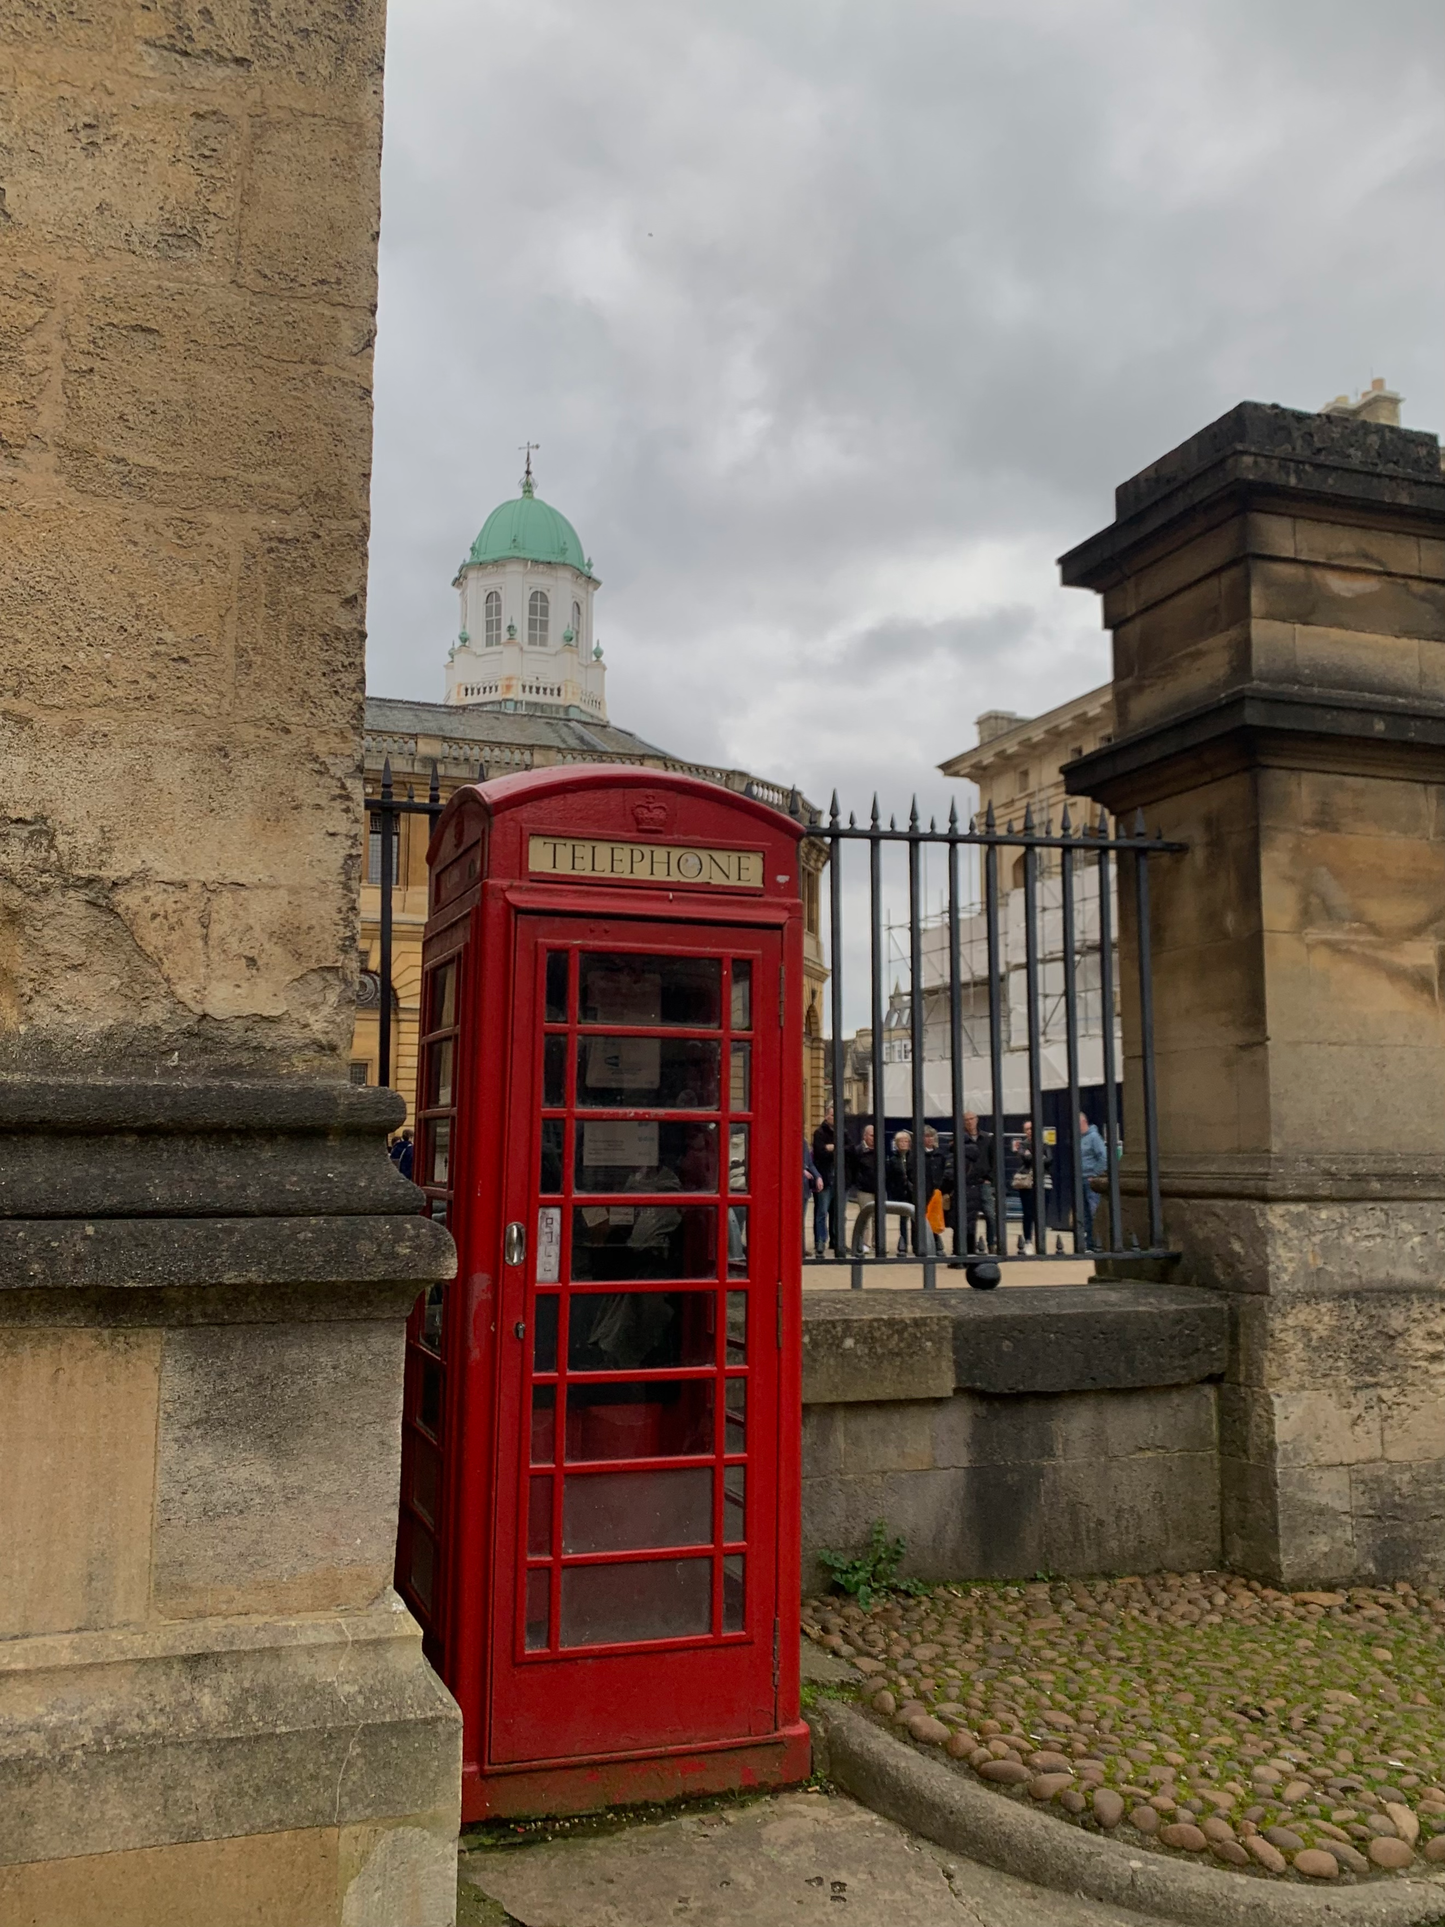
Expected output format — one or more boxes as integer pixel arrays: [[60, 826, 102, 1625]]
[[811, 1183, 833, 1254]]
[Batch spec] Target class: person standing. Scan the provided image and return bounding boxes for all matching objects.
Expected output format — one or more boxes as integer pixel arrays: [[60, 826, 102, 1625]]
[[1078, 1111, 1108, 1249], [811, 1102, 837, 1258], [849, 1124, 879, 1255], [886, 1129, 914, 1255], [803, 1136, 824, 1257], [1010, 1119, 1049, 1254], [959, 1111, 995, 1253]]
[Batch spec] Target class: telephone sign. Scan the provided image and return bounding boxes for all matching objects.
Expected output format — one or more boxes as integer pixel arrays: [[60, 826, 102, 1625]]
[[395, 766, 809, 1819]]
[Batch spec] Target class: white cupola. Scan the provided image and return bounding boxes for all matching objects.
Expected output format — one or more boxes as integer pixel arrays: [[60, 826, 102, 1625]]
[[445, 452, 606, 720]]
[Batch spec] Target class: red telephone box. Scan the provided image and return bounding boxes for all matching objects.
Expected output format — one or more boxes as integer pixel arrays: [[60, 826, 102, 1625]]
[[396, 765, 810, 1819]]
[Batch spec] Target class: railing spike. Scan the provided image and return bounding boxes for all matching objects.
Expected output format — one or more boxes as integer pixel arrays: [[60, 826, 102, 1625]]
[[848, 811, 856, 829], [829, 789, 840, 825], [870, 794, 880, 828], [948, 797, 958, 830], [889, 814, 897, 832], [1060, 802, 1072, 834], [1133, 807, 1147, 837], [909, 796, 919, 830], [984, 800, 996, 830], [1022, 803, 1034, 832], [428, 761, 440, 804], [929, 815, 936, 834], [380, 756, 393, 797]]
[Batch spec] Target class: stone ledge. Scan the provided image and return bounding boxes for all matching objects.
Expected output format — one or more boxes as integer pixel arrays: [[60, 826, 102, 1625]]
[[0, 1595, 462, 1868], [809, 1700, 1445, 1927], [0, 1077, 406, 1135], [1060, 402, 1445, 592], [802, 1285, 1226, 1404], [0, 1215, 456, 1293]]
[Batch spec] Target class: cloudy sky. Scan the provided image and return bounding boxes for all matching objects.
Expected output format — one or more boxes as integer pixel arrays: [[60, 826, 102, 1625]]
[[367, 0, 1443, 840]]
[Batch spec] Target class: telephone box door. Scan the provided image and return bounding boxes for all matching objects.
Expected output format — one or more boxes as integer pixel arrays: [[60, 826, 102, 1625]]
[[490, 916, 781, 1766]]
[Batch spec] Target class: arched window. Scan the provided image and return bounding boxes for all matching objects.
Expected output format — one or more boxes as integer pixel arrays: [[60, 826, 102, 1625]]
[[484, 590, 501, 647], [571, 600, 582, 641], [528, 590, 549, 647]]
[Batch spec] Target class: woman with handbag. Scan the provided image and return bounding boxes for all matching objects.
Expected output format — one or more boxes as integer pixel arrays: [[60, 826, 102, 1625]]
[[1009, 1119, 1050, 1254]]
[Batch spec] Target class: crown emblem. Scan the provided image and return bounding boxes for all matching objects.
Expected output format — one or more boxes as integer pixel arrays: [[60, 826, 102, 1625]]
[[633, 797, 669, 833]]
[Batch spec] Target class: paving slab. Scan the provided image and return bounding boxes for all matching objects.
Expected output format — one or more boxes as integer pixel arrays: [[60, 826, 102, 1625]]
[[459, 1788, 1180, 1927]]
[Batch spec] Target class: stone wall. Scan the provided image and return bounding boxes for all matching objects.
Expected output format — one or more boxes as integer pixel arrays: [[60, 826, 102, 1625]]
[[0, 0, 383, 1077], [800, 1288, 1227, 1591]]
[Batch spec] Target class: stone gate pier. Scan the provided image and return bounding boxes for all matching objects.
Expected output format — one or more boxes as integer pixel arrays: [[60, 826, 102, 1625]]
[[0, 3, 460, 1922], [1063, 402, 1445, 1588]]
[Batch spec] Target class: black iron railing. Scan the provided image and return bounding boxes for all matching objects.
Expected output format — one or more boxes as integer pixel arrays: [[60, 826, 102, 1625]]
[[809, 797, 1185, 1288], [365, 758, 446, 1091]]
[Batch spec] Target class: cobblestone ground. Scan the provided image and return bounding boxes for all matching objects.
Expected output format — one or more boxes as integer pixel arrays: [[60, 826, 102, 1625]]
[[458, 1787, 1181, 1927], [807, 1570, 1445, 1885]]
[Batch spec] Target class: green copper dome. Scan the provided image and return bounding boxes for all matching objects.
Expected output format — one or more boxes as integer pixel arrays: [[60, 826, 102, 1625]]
[[466, 478, 594, 576]]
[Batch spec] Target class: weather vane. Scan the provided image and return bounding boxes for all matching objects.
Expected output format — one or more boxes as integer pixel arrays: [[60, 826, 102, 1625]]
[[519, 441, 540, 494]]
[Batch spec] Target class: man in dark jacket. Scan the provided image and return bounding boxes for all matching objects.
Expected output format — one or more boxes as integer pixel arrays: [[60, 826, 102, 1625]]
[[886, 1129, 915, 1254], [959, 1112, 995, 1253], [810, 1102, 837, 1257]]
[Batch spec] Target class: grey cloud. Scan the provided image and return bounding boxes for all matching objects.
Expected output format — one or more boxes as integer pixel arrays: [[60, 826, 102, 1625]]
[[367, 0, 1444, 810]]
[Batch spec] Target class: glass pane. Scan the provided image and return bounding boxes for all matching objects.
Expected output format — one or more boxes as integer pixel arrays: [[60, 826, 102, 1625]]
[[428, 1037, 454, 1107], [560, 1557, 711, 1647], [724, 1554, 745, 1632], [731, 961, 752, 1030], [528, 1475, 552, 1556], [428, 1118, 450, 1186], [545, 950, 569, 1024], [432, 962, 456, 1030], [531, 1384, 556, 1464], [539, 1119, 564, 1194], [726, 1291, 747, 1362], [428, 1196, 449, 1230], [537, 1204, 561, 1283], [567, 1290, 717, 1370], [419, 1356, 442, 1436], [729, 1043, 750, 1110], [533, 1294, 558, 1373], [562, 1466, 713, 1553], [570, 1204, 717, 1281], [725, 1376, 745, 1452], [724, 1463, 745, 1542], [577, 1036, 721, 1109], [411, 1440, 439, 1527], [525, 1567, 550, 1650], [419, 1282, 445, 1356], [544, 1035, 566, 1107], [727, 1205, 748, 1277], [728, 1126, 749, 1193], [580, 954, 721, 1028], [565, 1379, 715, 1462], [575, 1119, 718, 1192], [409, 1530, 435, 1613]]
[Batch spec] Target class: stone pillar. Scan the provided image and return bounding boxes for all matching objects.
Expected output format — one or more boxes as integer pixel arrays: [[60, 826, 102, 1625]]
[[1061, 402, 1445, 1587], [0, 5, 460, 1923]]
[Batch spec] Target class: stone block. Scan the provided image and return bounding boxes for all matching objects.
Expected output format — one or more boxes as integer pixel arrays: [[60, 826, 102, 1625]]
[[930, 1391, 1056, 1470], [1256, 552, 1445, 643], [1037, 1451, 1220, 1575], [1271, 1389, 1383, 1468], [0, 1327, 159, 1638], [152, 1319, 406, 1618], [1381, 1391, 1445, 1464], [1350, 1461, 1445, 1583], [59, 279, 374, 517], [834, 1400, 937, 1476], [1051, 1383, 1217, 1461], [1275, 1465, 1356, 1585], [1289, 518, 1423, 576], [800, 1297, 954, 1404], [129, 0, 386, 96], [0, 84, 241, 266], [801, 1406, 844, 1479], [239, 110, 381, 305], [0, 265, 55, 457], [1220, 1453, 1279, 1577]]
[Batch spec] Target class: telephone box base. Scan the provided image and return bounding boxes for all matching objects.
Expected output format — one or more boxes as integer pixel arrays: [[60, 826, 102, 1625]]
[[463, 1722, 812, 1822]]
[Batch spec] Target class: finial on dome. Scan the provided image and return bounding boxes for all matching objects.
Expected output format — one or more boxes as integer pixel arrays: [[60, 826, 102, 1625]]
[[518, 440, 540, 498], [593, 640, 603, 660]]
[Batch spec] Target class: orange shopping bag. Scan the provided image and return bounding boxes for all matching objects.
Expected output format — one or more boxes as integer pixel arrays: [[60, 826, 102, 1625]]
[[926, 1189, 945, 1235]]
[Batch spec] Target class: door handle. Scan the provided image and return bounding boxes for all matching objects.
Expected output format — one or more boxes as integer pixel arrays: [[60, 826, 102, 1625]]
[[504, 1221, 526, 1267]]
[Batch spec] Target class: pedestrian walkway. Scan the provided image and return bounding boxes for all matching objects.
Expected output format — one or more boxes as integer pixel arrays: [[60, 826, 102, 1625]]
[[458, 1786, 1178, 1926]]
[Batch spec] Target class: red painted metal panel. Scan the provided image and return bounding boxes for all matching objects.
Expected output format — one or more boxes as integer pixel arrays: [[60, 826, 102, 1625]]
[[404, 767, 807, 1818]]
